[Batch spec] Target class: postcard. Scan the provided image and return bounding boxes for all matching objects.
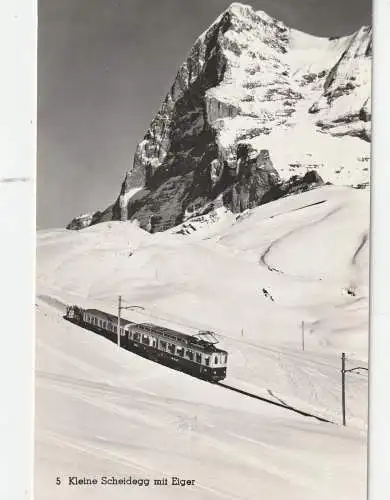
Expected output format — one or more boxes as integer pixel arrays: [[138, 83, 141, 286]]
[[34, 2, 372, 499]]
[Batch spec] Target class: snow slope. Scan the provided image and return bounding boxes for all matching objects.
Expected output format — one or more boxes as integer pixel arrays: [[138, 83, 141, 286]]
[[36, 185, 368, 499]]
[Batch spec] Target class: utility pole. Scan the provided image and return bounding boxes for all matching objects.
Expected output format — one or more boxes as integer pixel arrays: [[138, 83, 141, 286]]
[[116, 297, 145, 350], [301, 320, 305, 351], [340, 352, 368, 427], [341, 352, 346, 426], [117, 295, 122, 349]]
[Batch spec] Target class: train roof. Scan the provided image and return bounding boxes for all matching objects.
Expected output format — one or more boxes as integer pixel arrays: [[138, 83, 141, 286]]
[[138, 323, 227, 353], [85, 308, 227, 355], [86, 308, 134, 328]]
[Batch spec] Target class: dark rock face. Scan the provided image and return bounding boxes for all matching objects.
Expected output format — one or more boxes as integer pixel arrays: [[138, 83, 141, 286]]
[[222, 147, 280, 212], [66, 213, 93, 230], [260, 169, 325, 205]]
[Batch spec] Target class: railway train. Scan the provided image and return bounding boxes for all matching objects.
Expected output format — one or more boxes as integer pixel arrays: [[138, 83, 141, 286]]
[[64, 305, 228, 382]]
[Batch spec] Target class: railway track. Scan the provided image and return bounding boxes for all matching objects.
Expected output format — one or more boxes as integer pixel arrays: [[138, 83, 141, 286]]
[[216, 382, 334, 424], [39, 294, 336, 424]]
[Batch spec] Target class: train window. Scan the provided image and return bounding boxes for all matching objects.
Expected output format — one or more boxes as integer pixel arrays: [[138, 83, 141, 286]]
[[134, 333, 140, 341], [176, 347, 184, 356], [160, 341, 167, 349], [142, 334, 149, 344], [186, 350, 194, 360], [205, 357, 210, 366], [214, 356, 218, 365], [196, 353, 202, 363], [168, 344, 175, 354]]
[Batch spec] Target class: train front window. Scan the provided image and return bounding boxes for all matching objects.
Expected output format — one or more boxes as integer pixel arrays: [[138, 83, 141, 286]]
[[205, 357, 210, 366], [214, 356, 218, 365], [196, 353, 202, 363]]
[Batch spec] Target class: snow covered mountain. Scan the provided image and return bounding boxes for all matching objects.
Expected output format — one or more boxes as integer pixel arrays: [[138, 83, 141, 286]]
[[74, 2, 371, 232]]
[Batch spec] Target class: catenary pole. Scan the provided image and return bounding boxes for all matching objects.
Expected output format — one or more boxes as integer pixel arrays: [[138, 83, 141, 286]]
[[117, 295, 122, 349], [341, 352, 346, 426]]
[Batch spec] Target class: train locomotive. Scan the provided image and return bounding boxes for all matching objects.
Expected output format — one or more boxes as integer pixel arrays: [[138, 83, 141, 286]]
[[65, 305, 228, 382]]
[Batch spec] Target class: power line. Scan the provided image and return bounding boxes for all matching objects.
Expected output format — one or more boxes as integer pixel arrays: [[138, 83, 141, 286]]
[[88, 296, 368, 374]]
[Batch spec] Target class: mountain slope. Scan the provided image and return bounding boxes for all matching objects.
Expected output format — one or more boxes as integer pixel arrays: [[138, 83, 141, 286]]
[[36, 185, 368, 499], [77, 2, 371, 232]]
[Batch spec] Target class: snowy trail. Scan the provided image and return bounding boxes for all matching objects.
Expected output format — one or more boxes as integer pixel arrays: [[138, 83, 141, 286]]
[[351, 232, 369, 266], [259, 204, 343, 276]]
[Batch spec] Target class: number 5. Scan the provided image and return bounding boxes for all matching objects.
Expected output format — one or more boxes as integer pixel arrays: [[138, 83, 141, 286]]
[[56, 477, 61, 485]]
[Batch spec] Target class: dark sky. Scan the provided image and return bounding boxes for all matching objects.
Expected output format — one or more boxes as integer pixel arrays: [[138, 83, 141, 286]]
[[37, 0, 372, 229]]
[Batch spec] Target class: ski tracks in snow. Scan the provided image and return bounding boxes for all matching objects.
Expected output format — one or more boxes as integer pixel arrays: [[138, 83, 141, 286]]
[[259, 204, 343, 277]]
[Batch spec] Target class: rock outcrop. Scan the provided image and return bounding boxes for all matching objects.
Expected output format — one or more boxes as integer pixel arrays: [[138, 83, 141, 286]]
[[70, 2, 371, 232], [66, 213, 93, 230]]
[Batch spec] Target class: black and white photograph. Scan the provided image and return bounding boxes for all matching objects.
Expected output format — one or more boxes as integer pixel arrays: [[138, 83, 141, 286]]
[[35, 1, 371, 499]]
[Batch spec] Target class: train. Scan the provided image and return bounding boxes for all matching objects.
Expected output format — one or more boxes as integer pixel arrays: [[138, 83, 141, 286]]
[[64, 305, 228, 382]]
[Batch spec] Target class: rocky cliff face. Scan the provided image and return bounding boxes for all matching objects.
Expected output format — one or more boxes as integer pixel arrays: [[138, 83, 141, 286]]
[[74, 2, 371, 232]]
